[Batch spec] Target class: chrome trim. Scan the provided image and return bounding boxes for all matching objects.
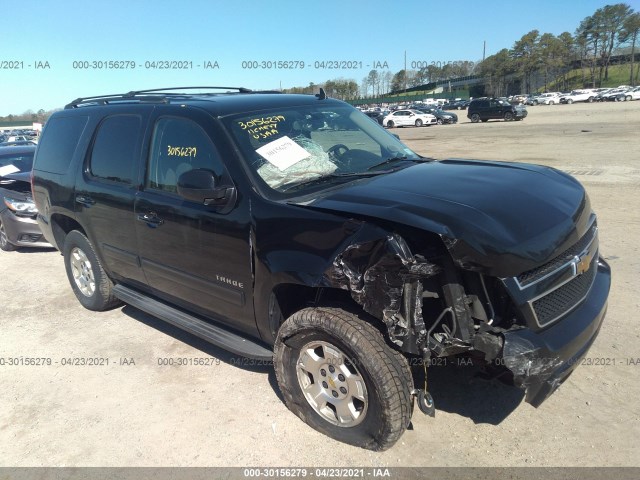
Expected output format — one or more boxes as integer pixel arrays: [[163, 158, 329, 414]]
[[527, 249, 598, 328], [514, 218, 597, 291]]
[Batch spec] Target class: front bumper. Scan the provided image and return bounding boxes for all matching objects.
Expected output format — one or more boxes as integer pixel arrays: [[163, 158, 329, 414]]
[[0, 208, 51, 248], [501, 257, 610, 407]]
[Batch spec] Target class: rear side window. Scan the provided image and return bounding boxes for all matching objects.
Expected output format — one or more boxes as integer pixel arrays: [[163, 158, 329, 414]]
[[147, 117, 224, 193], [34, 115, 88, 174], [89, 115, 141, 184]]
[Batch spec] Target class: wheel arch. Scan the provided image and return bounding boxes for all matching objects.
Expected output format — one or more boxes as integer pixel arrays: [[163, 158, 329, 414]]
[[50, 214, 85, 250]]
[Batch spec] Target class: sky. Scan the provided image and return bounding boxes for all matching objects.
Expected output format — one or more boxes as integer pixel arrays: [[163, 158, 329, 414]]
[[1, 0, 639, 116]]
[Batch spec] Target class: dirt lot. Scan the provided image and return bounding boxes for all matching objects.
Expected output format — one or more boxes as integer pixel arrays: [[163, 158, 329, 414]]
[[1, 101, 639, 468]]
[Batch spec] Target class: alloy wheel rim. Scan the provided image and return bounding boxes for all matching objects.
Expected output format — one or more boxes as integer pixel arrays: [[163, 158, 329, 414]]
[[70, 247, 95, 296], [296, 340, 368, 427]]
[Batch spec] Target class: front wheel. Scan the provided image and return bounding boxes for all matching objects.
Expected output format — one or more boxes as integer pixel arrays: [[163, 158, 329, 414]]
[[567, 99, 574, 104], [626, 95, 632, 101], [504, 112, 514, 121], [274, 307, 413, 451], [414, 119, 423, 127], [0, 219, 17, 252], [63, 230, 122, 311], [436, 118, 444, 125], [470, 113, 481, 123]]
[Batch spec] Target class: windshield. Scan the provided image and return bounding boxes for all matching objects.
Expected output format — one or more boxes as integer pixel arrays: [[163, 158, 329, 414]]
[[0, 151, 34, 176], [224, 103, 421, 196]]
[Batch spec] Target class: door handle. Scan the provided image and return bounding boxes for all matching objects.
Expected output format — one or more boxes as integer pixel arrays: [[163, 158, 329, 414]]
[[137, 212, 164, 228], [75, 195, 96, 207]]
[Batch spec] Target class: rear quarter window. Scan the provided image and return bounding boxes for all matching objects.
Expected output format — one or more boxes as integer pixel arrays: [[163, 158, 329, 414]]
[[34, 115, 89, 174]]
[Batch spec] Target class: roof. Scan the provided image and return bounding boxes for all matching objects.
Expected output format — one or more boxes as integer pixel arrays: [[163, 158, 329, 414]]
[[63, 87, 341, 117]]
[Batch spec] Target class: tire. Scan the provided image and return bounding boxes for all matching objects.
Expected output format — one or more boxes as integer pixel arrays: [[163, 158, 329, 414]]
[[274, 307, 413, 451], [588, 97, 594, 103], [386, 120, 394, 128], [414, 119, 423, 127], [567, 99, 574, 104], [63, 230, 122, 311], [504, 112, 514, 121], [0, 219, 17, 252], [626, 95, 632, 101], [549, 100, 554, 105], [470, 113, 481, 123], [436, 118, 443, 125]]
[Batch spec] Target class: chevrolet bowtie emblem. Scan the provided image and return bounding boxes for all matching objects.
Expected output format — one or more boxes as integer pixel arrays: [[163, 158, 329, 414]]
[[574, 251, 593, 276]]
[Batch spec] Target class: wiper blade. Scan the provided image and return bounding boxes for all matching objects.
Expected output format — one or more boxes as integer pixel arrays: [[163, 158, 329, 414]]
[[367, 156, 408, 170], [367, 156, 433, 171], [280, 170, 392, 192]]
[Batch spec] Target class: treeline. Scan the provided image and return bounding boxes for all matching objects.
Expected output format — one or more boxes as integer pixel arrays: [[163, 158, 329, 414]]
[[481, 3, 640, 96], [0, 108, 55, 124], [284, 3, 640, 100]]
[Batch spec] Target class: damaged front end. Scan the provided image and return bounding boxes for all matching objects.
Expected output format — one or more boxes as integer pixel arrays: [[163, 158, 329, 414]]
[[322, 218, 611, 407]]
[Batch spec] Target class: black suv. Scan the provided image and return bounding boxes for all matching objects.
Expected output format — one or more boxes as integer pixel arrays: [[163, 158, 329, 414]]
[[467, 97, 527, 123], [32, 87, 610, 451]]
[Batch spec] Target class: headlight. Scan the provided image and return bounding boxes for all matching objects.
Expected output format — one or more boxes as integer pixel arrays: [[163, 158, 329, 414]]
[[4, 197, 37, 214]]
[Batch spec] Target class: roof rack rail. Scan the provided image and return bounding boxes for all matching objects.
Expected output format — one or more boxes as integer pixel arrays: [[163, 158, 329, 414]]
[[64, 86, 256, 109]]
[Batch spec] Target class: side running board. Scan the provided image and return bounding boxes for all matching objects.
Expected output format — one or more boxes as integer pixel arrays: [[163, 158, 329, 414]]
[[113, 284, 273, 361]]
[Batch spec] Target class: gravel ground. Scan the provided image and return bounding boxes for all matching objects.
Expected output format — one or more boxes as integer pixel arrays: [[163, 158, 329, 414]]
[[0, 100, 638, 468]]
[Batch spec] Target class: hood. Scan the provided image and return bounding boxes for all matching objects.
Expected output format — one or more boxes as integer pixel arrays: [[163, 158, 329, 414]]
[[292, 159, 591, 277]]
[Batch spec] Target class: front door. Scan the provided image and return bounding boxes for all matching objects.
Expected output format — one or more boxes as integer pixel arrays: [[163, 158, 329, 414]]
[[134, 107, 257, 336]]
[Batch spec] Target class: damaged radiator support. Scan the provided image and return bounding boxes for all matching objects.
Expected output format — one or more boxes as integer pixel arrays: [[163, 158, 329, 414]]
[[323, 232, 441, 355]]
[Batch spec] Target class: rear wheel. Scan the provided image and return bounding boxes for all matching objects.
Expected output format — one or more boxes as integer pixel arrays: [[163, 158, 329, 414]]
[[386, 120, 394, 128], [63, 230, 122, 311], [274, 307, 413, 451], [470, 113, 481, 123], [0, 220, 17, 252]]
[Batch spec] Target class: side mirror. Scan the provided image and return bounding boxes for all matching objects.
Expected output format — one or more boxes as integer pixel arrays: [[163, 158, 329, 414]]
[[177, 168, 235, 207]]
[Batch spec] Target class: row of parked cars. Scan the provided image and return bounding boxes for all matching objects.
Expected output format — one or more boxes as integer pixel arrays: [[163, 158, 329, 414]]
[[511, 86, 640, 106], [0, 128, 39, 147], [363, 105, 459, 128]]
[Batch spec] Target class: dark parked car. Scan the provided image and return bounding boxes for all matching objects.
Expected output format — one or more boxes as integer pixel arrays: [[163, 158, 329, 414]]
[[0, 146, 50, 251], [364, 110, 387, 125], [467, 97, 528, 122], [413, 107, 458, 124], [442, 100, 469, 110], [32, 87, 610, 451]]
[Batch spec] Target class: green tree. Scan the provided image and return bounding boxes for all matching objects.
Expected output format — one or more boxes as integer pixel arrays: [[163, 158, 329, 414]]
[[511, 30, 541, 93], [479, 49, 515, 96], [620, 11, 640, 85]]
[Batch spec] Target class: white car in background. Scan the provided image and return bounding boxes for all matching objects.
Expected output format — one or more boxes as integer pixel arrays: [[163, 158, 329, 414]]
[[536, 92, 563, 105], [627, 86, 640, 100], [383, 109, 437, 128], [559, 89, 598, 104]]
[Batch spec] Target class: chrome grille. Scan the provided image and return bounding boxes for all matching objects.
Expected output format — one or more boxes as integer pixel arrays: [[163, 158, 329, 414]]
[[517, 221, 597, 287], [532, 256, 597, 327]]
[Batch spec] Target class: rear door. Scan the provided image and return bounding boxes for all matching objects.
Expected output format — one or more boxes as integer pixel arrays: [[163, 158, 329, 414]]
[[133, 106, 257, 335], [74, 107, 152, 285]]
